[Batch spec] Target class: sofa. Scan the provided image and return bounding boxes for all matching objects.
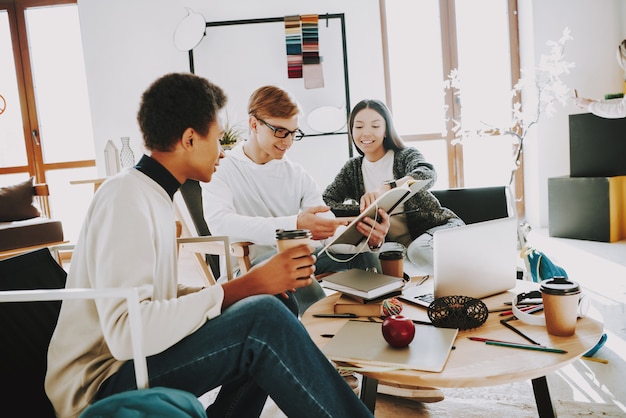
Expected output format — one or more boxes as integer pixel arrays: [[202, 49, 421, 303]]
[[0, 177, 64, 258]]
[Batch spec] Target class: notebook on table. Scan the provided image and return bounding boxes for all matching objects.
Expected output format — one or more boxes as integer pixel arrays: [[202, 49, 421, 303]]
[[400, 216, 518, 307], [321, 268, 405, 303], [321, 320, 458, 372]]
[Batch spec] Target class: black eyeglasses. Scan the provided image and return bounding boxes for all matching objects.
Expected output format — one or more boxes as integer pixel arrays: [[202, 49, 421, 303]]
[[256, 117, 305, 141]]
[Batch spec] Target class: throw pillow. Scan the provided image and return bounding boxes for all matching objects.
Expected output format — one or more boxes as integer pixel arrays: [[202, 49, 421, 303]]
[[0, 177, 41, 222]]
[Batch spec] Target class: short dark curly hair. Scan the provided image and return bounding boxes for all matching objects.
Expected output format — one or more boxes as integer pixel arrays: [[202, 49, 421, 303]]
[[137, 73, 227, 152]]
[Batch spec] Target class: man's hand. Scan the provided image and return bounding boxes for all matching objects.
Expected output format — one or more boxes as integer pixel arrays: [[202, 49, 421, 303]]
[[251, 244, 317, 296], [297, 206, 348, 240], [357, 208, 390, 249], [222, 244, 317, 307]]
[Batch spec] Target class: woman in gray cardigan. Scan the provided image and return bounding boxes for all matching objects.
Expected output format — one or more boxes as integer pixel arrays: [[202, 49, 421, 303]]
[[323, 99, 463, 273]]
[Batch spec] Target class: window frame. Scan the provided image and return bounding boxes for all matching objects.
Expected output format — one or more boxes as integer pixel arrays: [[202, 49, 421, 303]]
[[379, 0, 524, 216], [0, 0, 95, 218]]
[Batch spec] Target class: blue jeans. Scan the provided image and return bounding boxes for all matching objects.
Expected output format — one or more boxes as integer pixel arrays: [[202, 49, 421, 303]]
[[94, 295, 373, 418]]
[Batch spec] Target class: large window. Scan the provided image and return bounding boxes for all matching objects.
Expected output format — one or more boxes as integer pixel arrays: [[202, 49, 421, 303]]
[[382, 0, 522, 213], [0, 0, 96, 240]]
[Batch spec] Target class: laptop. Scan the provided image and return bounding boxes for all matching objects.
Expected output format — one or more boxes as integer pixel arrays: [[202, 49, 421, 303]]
[[400, 216, 518, 307]]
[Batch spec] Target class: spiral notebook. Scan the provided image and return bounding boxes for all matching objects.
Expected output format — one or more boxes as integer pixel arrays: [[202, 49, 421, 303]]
[[321, 320, 458, 372], [321, 179, 430, 252]]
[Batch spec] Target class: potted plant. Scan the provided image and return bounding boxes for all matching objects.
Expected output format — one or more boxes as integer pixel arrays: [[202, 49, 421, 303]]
[[220, 109, 246, 150], [220, 120, 245, 150]]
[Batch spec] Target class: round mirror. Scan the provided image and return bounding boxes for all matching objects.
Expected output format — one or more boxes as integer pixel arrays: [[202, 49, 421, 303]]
[[307, 106, 346, 133], [173, 8, 206, 51]]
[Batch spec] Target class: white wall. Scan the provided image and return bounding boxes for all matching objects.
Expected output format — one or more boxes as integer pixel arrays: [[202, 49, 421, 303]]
[[77, 0, 385, 188], [77, 0, 624, 229], [518, 0, 624, 227]]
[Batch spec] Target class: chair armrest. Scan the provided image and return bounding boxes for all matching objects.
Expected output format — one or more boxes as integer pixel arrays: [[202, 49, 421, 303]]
[[177, 236, 253, 281], [230, 241, 252, 257], [0, 287, 148, 390]]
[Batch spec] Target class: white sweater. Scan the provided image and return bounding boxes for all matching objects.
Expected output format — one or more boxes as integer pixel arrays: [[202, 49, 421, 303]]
[[46, 169, 224, 418], [201, 143, 331, 261]]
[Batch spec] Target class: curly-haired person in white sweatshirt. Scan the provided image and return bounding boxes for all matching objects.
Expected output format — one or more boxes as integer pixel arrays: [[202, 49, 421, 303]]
[[44, 73, 373, 418]]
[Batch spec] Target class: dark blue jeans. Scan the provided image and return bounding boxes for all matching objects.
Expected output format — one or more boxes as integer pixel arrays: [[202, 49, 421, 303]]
[[94, 295, 373, 418]]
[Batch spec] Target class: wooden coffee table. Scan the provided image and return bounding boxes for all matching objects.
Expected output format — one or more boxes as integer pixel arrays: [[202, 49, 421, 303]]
[[301, 281, 604, 417]]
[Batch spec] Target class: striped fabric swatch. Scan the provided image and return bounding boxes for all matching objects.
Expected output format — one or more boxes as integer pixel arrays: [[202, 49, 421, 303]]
[[302, 14, 324, 89], [301, 14, 320, 66], [284, 15, 302, 79]]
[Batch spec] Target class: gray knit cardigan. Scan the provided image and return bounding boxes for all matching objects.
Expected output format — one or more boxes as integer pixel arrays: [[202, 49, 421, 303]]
[[323, 147, 463, 240]]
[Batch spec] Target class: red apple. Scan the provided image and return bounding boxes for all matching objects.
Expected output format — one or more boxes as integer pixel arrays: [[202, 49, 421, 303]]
[[381, 315, 415, 348]]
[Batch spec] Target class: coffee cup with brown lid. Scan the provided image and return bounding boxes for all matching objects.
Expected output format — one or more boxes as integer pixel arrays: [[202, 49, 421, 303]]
[[541, 276, 581, 336]]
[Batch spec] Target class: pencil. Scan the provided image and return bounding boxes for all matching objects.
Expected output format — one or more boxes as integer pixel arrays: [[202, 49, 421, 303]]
[[486, 340, 567, 354], [468, 337, 546, 348], [582, 356, 609, 364], [500, 319, 542, 345]]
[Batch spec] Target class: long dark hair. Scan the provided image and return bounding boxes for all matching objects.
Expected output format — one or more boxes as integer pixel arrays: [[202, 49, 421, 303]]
[[348, 99, 405, 156]]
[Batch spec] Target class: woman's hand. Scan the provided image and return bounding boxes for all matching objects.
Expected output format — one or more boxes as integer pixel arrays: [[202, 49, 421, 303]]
[[360, 189, 385, 211], [356, 208, 390, 249]]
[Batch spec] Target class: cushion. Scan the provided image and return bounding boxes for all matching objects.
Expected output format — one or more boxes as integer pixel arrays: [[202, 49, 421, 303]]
[[0, 177, 41, 222], [0, 218, 64, 252]]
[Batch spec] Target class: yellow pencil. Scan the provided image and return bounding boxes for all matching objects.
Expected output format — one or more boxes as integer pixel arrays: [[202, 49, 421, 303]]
[[582, 356, 608, 364]]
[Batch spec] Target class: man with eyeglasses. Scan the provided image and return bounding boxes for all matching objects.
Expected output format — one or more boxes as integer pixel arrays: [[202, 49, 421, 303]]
[[201, 85, 390, 317]]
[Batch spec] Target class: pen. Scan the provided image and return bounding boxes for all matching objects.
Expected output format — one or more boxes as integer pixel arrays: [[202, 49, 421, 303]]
[[489, 307, 516, 313], [312, 313, 358, 318], [390, 209, 421, 217], [485, 340, 567, 354], [468, 337, 546, 348], [499, 304, 542, 316], [500, 319, 542, 345], [411, 319, 434, 326], [416, 275, 430, 286]]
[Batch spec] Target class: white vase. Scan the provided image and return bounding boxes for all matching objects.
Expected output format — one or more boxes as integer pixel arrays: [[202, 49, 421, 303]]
[[120, 137, 135, 169]]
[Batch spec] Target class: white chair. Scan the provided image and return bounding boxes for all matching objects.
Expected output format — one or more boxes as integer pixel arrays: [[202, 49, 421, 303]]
[[174, 180, 252, 284]]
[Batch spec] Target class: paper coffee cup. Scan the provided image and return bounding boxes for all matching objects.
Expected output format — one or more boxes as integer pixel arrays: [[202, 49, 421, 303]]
[[379, 242, 405, 278], [275, 229, 312, 252], [541, 277, 581, 336]]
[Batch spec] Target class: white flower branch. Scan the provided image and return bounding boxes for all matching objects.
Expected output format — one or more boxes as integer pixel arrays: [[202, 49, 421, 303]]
[[444, 28, 575, 185]]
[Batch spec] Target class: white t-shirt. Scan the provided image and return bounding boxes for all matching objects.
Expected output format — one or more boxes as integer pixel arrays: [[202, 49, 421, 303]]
[[361, 149, 411, 246]]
